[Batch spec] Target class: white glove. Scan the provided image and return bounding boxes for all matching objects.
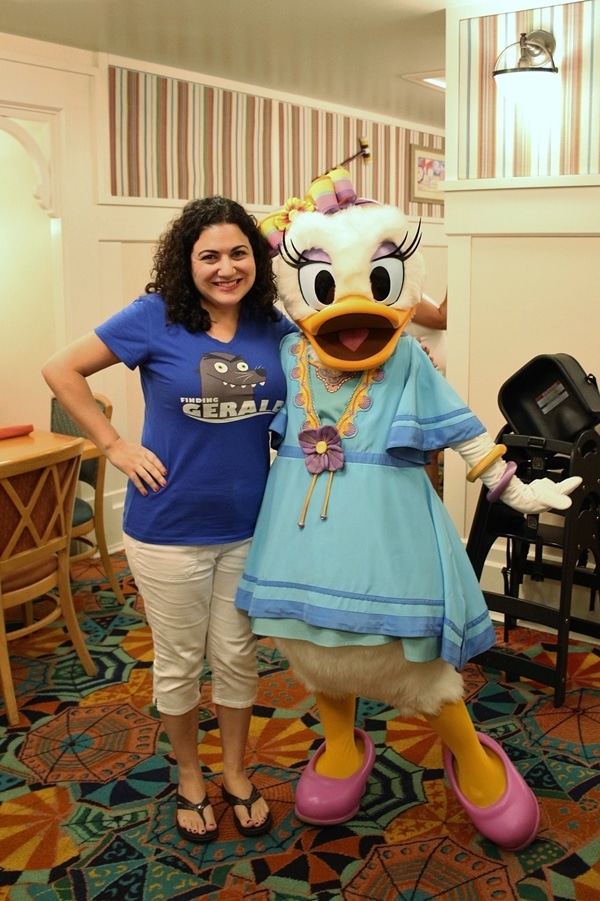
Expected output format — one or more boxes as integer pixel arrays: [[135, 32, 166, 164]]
[[452, 431, 581, 514], [495, 474, 581, 514]]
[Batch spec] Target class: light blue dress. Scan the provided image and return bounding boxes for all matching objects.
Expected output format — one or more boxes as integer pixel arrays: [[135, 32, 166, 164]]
[[236, 333, 496, 671]]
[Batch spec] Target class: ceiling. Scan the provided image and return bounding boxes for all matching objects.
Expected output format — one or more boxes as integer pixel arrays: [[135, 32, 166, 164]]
[[1, 0, 448, 130]]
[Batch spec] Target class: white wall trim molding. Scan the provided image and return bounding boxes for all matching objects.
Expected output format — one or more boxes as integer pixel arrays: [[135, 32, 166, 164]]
[[0, 113, 55, 215]]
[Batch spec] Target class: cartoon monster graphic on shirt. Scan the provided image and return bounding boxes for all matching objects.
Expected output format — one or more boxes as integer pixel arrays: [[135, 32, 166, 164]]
[[182, 351, 282, 423], [198, 352, 267, 401]]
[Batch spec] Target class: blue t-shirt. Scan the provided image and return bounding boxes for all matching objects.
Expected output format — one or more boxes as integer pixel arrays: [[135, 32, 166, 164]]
[[95, 294, 296, 545]]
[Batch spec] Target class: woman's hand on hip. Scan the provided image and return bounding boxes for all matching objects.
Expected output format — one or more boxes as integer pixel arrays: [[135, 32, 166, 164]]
[[106, 438, 168, 496]]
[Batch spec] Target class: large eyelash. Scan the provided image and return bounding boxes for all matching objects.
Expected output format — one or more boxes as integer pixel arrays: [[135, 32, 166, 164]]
[[279, 231, 311, 269], [279, 217, 422, 267], [387, 219, 422, 261]]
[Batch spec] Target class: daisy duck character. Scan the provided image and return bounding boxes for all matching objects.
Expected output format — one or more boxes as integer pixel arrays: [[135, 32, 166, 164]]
[[235, 168, 580, 850]]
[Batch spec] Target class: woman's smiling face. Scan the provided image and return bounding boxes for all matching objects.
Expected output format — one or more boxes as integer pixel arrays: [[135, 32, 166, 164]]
[[190, 223, 257, 317]]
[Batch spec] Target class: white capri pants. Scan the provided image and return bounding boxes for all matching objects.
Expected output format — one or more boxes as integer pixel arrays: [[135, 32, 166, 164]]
[[124, 534, 256, 716]]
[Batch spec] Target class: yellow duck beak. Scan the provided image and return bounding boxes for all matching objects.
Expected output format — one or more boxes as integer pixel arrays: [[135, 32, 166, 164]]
[[298, 297, 415, 371]]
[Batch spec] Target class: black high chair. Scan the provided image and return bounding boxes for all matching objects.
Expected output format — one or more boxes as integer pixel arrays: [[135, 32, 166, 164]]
[[465, 354, 600, 706]]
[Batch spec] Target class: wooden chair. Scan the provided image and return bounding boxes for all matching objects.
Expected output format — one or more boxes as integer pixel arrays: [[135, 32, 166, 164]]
[[0, 438, 97, 725], [51, 395, 126, 604]]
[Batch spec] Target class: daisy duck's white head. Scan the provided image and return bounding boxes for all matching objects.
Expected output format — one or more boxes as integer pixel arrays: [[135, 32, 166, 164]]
[[261, 167, 425, 372]]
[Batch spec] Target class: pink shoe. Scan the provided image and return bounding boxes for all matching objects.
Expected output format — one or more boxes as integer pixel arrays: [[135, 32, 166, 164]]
[[443, 732, 540, 851], [295, 728, 376, 825]]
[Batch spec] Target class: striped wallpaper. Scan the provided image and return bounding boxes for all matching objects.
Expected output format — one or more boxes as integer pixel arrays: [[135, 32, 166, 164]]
[[459, 0, 599, 180], [107, 65, 444, 216]]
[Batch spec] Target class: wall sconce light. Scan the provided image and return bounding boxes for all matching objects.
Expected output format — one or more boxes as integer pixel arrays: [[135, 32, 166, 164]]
[[493, 30, 559, 105]]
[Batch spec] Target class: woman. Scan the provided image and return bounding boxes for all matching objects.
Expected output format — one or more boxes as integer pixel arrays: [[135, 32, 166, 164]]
[[42, 197, 296, 843]]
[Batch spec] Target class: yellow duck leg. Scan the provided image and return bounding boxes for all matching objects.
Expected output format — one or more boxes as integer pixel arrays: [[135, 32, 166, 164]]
[[424, 699, 505, 806], [313, 692, 364, 777], [294, 691, 376, 825], [424, 698, 540, 850]]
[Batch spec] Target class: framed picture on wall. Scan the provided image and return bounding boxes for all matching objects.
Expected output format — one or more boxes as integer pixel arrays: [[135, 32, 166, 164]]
[[410, 145, 445, 205]]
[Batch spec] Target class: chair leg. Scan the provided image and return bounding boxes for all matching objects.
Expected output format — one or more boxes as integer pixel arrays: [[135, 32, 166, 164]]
[[553, 560, 576, 707], [0, 612, 19, 726], [92, 499, 127, 605], [96, 537, 127, 605], [58, 559, 97, 677]]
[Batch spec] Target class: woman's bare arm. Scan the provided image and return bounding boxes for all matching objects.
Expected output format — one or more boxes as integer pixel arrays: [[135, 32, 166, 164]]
[[412, 292, 447, 330], [42, 332, 167, 495]]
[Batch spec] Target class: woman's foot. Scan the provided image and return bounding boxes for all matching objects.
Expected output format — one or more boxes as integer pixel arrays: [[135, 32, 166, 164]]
[[222, 774, 271, 834], [176, 776, 218, 840], [176, 793, 219, 843]]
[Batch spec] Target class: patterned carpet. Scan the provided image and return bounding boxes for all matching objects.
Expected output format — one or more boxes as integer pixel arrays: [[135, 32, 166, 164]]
[[1, 553, 600, 900]]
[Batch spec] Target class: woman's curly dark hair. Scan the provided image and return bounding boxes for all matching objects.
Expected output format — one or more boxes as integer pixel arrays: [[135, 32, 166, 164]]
[[146, 196, 278, 333]]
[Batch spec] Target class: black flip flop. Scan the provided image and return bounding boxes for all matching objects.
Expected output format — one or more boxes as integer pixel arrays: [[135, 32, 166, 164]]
[[221, 784, 273, 837], [175, 792, 219, 843]]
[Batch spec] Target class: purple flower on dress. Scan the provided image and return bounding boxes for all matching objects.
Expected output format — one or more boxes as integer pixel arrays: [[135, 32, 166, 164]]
[[298, 425, 344, 474]]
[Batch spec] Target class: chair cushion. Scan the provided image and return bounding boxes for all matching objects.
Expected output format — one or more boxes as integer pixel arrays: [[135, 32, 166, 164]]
[[1, 555, 57, 593], [72, 496, 94, 527]]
